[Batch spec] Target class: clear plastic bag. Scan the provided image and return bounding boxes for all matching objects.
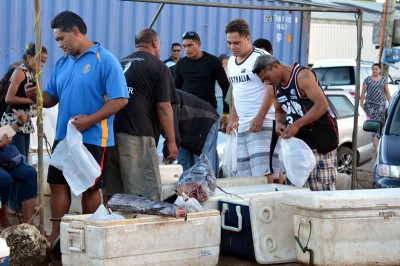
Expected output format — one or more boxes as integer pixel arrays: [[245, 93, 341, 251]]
[[47, 120, 101, 196], [222, 129, 237, 178], [280, 137, 316, 187], [174, 193, 204, 213]]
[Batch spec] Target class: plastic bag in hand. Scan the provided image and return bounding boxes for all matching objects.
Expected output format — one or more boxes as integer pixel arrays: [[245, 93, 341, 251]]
[[280, 137, 316, 187], [47, 120, 101, 196], [222, 129, 237, 177]]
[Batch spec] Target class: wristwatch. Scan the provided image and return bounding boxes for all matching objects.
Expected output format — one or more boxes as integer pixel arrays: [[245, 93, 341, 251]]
[[16, 120, 23, 127]]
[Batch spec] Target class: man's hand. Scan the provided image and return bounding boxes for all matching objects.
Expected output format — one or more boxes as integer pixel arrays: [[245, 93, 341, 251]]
[[281, 123, 300, 139], [166, 142, 178, 161], [24, 82, 37, 102], [71, 115, 94, 132], [275, 123, 286, 136], [219, 116, 229, 133], [226, 120, 238, 134], [249, 114, 264, 133]]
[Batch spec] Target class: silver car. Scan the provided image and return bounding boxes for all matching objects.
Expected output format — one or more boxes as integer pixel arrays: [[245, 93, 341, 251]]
[[217, 90, 374, 175]]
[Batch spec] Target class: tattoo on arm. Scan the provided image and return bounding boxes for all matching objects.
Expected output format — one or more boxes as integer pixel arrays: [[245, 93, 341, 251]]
[[298, 71, 310, 80]]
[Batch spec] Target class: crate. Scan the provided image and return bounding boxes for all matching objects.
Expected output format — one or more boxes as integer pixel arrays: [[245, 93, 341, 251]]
[[0, 238, 9, 266], [217, 186, 309, 264], [282, 189, 400, 265], [61, 210, 220, 266]]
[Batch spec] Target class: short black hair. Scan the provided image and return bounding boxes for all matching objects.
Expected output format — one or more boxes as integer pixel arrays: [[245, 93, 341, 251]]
[[171, 43, 181, 50], [51, 11, 87, 34], [253, 38, 273, 54], [135, 28, 158, 46]]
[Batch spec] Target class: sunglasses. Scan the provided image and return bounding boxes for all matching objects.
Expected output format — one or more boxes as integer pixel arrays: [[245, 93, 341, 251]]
[[182, 31, 201, 41], [172, 49, 181, 52]]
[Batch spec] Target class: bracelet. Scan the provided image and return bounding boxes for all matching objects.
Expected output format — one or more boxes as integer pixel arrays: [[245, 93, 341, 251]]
[[16, 120, 23, 127]]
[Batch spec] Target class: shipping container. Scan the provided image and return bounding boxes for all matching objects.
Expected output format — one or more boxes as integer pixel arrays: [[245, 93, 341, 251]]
[[0, 0, 308, 86]]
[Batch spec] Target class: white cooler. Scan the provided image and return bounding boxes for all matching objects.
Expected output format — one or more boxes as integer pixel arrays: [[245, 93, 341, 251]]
[[216, 185, 309, 264], [282, 189, 400, 266], [0, 238, 9, 266], [61, 210, 220, 266]]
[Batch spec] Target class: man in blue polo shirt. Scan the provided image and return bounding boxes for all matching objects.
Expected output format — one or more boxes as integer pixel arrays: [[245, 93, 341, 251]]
[[25, 11, 128, 247]]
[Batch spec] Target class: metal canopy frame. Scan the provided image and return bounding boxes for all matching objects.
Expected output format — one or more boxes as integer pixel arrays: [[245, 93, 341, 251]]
[[123, 0, 364, 189]]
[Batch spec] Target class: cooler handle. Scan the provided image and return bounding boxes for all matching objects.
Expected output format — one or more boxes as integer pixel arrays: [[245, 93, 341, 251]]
[[67, 228, 85, 253], [221, 203, 242, 232]]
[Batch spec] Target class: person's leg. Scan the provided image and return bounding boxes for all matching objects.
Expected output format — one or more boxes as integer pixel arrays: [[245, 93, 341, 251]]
[[9, 159, 38, 224], [177, 147, 195, 171], [248, 120, 273, 178], [81, 144, 108, 213], [0, 168, 12, 229], [197, 120, 219, 178], [48, 184, 71, 245], [236, 130, 251, 177], [9, 131, 26, 213], [103, 145, 124, 203], [305, 149, 337, 191], [118, 134, 162, 200]]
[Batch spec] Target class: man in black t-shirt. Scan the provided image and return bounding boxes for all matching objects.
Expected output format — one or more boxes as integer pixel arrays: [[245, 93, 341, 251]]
[[106, 29, 179, 200], [174, 31, 230, 177]]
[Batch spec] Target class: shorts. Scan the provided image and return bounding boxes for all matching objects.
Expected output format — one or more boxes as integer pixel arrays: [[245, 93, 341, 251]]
[[236, 119, 280, 177], [105, 133, 161, 200], [47, 140, 108, 190], [305, 149, 337, 191], [269, 120, 282, 179]]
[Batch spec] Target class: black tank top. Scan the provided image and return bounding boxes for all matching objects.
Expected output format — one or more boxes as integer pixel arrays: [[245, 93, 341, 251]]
[[6, 64, 33, 113], [274, 63, 338, 153]]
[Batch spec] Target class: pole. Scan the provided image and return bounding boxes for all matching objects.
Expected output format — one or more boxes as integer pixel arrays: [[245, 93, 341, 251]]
[[34, 0, 45, 234], [351, 11, 363, 190], [381, 0, 396, 77], [148, 3, 165, 28]]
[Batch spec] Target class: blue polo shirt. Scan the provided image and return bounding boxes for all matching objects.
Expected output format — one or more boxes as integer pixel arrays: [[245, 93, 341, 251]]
[[45, 43, 128, 147]]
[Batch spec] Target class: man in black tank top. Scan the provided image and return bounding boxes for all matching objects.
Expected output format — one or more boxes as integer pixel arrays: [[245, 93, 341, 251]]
[[252, 54, 338, 191]]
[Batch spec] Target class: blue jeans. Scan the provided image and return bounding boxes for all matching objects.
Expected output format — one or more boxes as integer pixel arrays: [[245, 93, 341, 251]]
[[8, 132, 30, 210], [0, 158, 37, 206], [177, 120, 219, 178]]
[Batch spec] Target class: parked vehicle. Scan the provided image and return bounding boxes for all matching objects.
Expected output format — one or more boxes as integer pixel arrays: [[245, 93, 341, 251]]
[[312, 58, 399, 97], [217, 90, 374, 176], [363, 90, 400, 188]]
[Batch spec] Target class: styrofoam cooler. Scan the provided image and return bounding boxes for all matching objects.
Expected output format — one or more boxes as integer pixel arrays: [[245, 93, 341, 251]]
[[282, 189, 400, 266], [216, 185, 309, 264], [60, 210, 221, 266], [0, 238, 9, 266]]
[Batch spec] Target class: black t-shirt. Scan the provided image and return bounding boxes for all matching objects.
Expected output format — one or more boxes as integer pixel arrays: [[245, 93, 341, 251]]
[[174, 52, 230, 113], [114, 51, 178, 141]]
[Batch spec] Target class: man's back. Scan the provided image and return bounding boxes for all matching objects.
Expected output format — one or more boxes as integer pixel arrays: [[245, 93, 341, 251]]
[[114, 51, 177, 140]]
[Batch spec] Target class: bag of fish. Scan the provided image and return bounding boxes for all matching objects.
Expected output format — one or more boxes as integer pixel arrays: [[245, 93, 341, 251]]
[[176, 153, 216, 202]]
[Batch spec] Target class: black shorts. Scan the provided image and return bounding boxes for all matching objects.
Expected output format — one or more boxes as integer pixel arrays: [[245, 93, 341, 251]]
[[47, 140, 109, 190], [269, 120, 279, 173]]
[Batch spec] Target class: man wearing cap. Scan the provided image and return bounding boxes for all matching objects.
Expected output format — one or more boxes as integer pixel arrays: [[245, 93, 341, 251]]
[[174, 31, 230, 177]]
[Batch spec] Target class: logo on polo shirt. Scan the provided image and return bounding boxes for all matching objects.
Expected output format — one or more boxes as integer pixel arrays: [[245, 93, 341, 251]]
[[83, 64, 91, 74]]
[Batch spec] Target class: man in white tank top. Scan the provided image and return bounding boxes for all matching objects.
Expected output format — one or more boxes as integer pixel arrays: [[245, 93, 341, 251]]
[[225, 19, 280, 181]]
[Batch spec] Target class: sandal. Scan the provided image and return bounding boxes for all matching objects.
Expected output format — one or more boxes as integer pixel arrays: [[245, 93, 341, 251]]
[[52, 236, 61, 259]]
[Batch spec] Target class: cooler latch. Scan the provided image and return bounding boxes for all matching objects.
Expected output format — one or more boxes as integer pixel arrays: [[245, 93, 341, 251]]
[[221, 203, 242, 232], [379, 211, 396, 220]]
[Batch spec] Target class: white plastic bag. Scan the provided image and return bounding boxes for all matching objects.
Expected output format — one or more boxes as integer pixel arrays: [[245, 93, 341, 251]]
[[174, 193, 204, 213], [222, 129, 237, 177], [47, 120, 101, 196], [280, 137, 316, 187]]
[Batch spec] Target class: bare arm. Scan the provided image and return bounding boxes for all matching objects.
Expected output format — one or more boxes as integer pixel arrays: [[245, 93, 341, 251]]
[[226, 95, 239, 134], [24, 83, 59, 108], [72, 98, 128, 131], [250, 84, 274, 132], [384, 83, 391, 103], [360, 83, 368, 108], [6, 69, 34, 105], [157, 102, 178, 161], [268, 86, 286, 136], [281, 69, 328, 139]]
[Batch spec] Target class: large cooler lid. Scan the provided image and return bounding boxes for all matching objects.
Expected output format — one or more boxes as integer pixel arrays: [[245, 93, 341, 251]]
[[0, 238, 9, 258], [282, 188, 400, 210]]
